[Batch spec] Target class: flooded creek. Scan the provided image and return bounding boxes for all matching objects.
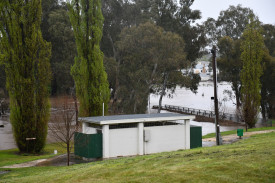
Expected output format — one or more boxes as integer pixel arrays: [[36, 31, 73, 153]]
[[0, 81, 256, 150]]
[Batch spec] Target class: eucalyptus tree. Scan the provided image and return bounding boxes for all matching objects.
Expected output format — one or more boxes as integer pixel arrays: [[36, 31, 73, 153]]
[[101, 0, 204, 114], [260, 24, 275, 119], [153, 31, 200, 112], [68, 0, 110, 117], [202, 17, 218, 47], [260, 52, 275, 119], [0, 0, 51, 153], [216, 5, 256, 109], [41, 0, 59, 41], [114, 22, 163, 113], [240, 17, 265, 128], [217, 37, 242, 108], [47, 7, 76, 95], [114, 22, 199, 114], [175, 0, 206, 62], [262, 24, 275, 57], [216, 5, 254, 40]]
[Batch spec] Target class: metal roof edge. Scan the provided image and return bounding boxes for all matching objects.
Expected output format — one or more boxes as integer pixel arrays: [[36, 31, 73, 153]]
[[98, 115, 195, 125]]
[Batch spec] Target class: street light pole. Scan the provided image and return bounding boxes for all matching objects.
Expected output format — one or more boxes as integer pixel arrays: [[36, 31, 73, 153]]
[[211, 46, 221, 145]]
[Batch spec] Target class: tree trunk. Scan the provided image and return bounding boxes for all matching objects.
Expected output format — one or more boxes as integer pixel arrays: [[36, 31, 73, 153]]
[[158, 73, 169, 113], [72, 86, 79, 126], [67, 143, 70, 166], [108, 33, 121, 114], [236, 90, 241, 109], [261, 101, 266, 120], [232, 82, 241, 109]]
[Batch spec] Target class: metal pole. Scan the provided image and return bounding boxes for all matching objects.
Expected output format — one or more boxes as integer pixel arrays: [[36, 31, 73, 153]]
[[148, 94, 150, 114], [211, 46, 221, 145], [103, 103, 104, 116]]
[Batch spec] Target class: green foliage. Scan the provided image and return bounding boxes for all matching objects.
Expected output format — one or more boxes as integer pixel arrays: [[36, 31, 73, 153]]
[[260, 24, 275, 119], [40, 1, 76, 95], [262, 24, 275, 57], [0, 0, 51, 153], [68, 0, 110, 117], [41, 0, 59, 41], [216, 5, 255, 40], [47, 7, 76, 95], [260, 53, 275, 119], [202, 17, 218, 46], [240, 17, 265, 128], [110, 22, 197, 114], [114, 22, 165, 113], [217, 37, 242, 107], [214, 5, 256, 109], [102, 1, 203, 113], [101, 0, 125, 58]]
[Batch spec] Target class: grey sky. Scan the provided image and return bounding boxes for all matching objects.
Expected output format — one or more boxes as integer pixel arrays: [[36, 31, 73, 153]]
[[191, 0, 275, 25]]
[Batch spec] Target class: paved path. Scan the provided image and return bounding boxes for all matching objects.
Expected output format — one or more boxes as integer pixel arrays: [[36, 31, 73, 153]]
[[2, 159, 48, 168], [203, 130, 275, 146]]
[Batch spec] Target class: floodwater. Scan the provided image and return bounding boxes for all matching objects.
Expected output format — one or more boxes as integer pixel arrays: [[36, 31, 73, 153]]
[[150, 80, 236, 114], [0, 117, 16, 150], [149, 80, 245, 136], [0, 117, 58, 151]]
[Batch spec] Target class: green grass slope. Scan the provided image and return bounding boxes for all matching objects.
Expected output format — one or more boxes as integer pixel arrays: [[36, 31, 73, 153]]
[[1, 132, 275, 183]]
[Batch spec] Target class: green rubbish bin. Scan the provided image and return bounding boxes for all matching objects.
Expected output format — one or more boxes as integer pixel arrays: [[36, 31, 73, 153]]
[[190, 126, 202, 149], [237, 129, 243, 139]]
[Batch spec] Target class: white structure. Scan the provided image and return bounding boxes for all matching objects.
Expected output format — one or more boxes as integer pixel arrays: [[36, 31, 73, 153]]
[[193, 61, 209, 74], [81, 113, 195, 158]]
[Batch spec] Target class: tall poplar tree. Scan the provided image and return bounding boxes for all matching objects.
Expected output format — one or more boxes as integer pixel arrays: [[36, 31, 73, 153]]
[[68, 0, 109, 117], [240, 17, 264, 128], [0, 1, 51, 152]]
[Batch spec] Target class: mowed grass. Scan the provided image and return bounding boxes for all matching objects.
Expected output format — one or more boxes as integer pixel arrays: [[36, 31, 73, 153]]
[[1, 132, 275, 183], [0, 143, 67, 167], [202, 126, 275, 139]]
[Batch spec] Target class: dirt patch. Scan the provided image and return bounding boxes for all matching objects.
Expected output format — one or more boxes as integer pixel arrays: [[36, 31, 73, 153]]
[[36, 154, 99, 167]]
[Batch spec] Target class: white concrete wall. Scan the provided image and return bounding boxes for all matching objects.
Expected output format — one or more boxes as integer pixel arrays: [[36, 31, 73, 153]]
[[82, 122, 97, 134], [83, 121, 190, 158], [144, 125, 186, 154], [109, 128, 138, 157]]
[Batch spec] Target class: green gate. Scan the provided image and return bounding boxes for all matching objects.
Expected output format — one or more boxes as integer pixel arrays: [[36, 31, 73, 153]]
[[74, 132, 102, 158], [190, 126, 202, 149]]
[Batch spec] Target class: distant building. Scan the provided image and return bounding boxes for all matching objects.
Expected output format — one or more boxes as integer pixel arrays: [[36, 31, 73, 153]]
[[181, 61, 220, 81], [193, 61, 219, 81], [193, 61, 209, 74]]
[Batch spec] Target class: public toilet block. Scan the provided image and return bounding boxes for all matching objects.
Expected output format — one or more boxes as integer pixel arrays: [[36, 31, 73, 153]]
[[75, 113, 195, 159]]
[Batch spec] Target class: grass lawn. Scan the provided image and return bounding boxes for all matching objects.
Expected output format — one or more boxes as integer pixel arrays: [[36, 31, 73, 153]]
[[0, 143, 67, 167], [202, 126, 275, 139], [1, 132, 275, 183]]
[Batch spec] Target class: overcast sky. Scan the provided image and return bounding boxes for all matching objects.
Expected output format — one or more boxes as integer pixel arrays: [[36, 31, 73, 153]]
[[191, 0, 275, 25]]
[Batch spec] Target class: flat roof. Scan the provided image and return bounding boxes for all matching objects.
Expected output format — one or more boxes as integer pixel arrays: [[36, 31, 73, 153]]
[[80, 113, 195, 125]]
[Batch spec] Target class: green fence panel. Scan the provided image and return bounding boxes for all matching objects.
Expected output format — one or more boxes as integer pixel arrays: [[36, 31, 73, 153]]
[[74, 132, 102, 158], [190, 126, 202, 149]]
